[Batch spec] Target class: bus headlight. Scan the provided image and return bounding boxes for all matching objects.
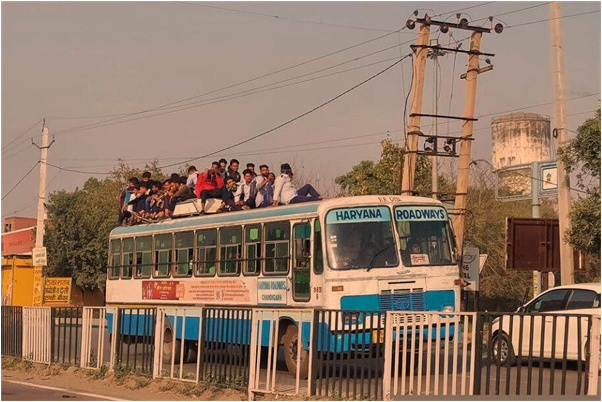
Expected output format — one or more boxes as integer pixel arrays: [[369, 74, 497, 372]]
[[442, 306, 454, 313]]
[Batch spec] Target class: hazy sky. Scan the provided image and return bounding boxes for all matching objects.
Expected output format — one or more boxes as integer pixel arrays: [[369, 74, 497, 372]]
[[2, 1, 600, 220]]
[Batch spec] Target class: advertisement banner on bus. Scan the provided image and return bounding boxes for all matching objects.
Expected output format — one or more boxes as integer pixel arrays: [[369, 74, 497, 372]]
[[141, 280, 251, 302]]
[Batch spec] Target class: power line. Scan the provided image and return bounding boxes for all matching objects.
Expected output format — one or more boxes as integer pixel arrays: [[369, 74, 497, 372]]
[[50, 27, 406, 133], [158, 55, 412, 169], [508, 8, 600, 28], [2, 161, 40, 201], [2, 118, 43, 152], [174, 1, 398, 33], [434, 2, 496, 18]]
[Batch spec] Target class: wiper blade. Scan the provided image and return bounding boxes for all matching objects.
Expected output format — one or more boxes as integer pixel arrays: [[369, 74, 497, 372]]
[[366, 242, 396, 272]]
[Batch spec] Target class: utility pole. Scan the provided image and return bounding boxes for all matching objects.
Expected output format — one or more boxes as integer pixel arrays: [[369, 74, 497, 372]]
[[401, 21, 430, 195], [550, 1, 574, 285], [33, 121, 54, 249], [452, 31, 483, 252], [429, 39, 446, 199]]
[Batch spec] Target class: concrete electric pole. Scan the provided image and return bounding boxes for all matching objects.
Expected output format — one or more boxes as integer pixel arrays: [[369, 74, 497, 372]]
[[550, 1, 574, 285], [400, 21, 430, 196], [33, 121, 54, 250]]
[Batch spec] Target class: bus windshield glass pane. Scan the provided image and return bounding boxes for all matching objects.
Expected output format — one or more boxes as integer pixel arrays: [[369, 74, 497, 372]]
[[325, 206, 398, 270], [394, 205, 456, 266]]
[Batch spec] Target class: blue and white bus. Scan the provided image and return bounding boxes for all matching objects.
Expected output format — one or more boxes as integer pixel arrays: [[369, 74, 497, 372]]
[[106, 195, 461, 374]]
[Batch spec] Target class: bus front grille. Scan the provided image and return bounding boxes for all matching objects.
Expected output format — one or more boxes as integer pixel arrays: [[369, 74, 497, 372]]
[[379, 288, 425, 311]]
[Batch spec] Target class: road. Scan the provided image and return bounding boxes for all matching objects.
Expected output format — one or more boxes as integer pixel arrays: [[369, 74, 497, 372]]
[[1, 380, 115, 401]]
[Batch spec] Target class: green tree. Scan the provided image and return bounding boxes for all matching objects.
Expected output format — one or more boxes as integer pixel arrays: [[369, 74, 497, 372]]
[[335, 139, 450, 196], [558, 109, 601, 256]]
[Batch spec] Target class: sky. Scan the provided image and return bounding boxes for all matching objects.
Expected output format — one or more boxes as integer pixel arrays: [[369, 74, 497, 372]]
[[1, 1, 600, 221]]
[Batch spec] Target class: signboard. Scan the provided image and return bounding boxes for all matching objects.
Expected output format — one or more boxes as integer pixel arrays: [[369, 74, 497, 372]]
[[462, 247, 480, 291], [32, 267, 44, 306], [1, 228, 35, 256], [326, 207, 391, 224], [32, 247, 47, 266], [541, 163, 558, 192], [257, 278, 288, 305], [395, 206, 448, 221], [506, 218, 579, 272], [43, 277, 72, 305], [141, 280, 250, 302]]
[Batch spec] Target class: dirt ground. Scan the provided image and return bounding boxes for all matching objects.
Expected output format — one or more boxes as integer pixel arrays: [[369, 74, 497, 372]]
[[1, 356, 253, 401]]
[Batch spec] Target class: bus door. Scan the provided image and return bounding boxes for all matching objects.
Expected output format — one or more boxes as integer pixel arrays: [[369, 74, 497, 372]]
[[292, 222, 311, 303]]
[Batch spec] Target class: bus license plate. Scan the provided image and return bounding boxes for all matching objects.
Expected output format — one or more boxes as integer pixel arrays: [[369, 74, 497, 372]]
[[372, 329, 384, 343]]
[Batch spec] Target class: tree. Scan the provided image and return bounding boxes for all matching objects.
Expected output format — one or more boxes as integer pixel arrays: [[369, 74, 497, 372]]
[[558, 109, 601, 256], [335, 139, 450, 196]]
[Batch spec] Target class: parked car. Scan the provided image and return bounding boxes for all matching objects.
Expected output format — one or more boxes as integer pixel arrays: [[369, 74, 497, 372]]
[[490, 283, 601, 365]]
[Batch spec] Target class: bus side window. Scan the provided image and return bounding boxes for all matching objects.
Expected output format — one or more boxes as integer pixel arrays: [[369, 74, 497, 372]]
[[220, 227, 242, 276], [175, 231, 194, 277], [196, 229, 217, 277], [135, 236, 152, 278], [293, 222, 311, 302], [122, 238, 134, 279], [264, 221, 290, 275], [154, 233, 173, 278], [244, 225, 261, 276], [109, 239, 121, 279], [313, 220, 323, 275]]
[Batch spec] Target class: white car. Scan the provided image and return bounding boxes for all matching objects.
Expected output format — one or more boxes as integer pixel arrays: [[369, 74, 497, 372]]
[[490, 283, 601, 365]]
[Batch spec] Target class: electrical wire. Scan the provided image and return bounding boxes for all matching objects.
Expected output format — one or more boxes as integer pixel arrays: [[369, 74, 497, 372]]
[[158, 55, 412, 169], [2, 161, 40, 201], [507, 9, 600, 28], [174, 1, 398, 33], [403, 53, 415, 146], [2, 118, 43, 152]]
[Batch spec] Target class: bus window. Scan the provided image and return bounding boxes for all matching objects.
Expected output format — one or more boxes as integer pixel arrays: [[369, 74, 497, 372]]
[[175, 231, 194, 277], [264, 221, 290, 274], [313, 220, 323, 275], [325, 206, 398, 270], [293, 223, 311, 302], [122, 238, 134, 279], [394, 206, 456, 267], [244, 225, 262, 276], [135, 236, 152, 278], [196, 229, 217, 276], [109, 239, 121, 279], [220, 227, 242, 275], [154, 234, 173, 278]]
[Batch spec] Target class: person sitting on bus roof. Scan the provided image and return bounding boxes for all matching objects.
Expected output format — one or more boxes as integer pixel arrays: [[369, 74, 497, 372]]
[[246, 163, 257, 178], [147, 181, 163, 220], [186, 165, 198, 190], [118, 177, 138, 225], [255, 165, 269, 207], [171, 176, 195, 205], [257, 172, 275, 208], [195, 163, 224, 214], [126, 182, 149, 224], [221, 177, 242, 212], [218, 158, 228, 182], [272, 163, 321, 205], [228, 159, 241, 183], [141, 171, 152, 185], [233, 169, 257, 210]]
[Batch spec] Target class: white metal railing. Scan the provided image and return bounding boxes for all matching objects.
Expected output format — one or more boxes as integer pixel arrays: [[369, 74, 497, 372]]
[[248, 309, 314, 399], [383, 312, 477, 399], [80, 307, 116, 370], [587, 314, 601, 396], [22, 307, 52, 364]]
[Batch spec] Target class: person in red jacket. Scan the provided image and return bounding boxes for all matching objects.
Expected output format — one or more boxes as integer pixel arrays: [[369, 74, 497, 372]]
[[195, 163, 224, 214]]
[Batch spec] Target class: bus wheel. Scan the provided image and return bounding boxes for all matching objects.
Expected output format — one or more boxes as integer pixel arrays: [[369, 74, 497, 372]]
[[162, 328, 181, 364], [282, 325, 309, 379]]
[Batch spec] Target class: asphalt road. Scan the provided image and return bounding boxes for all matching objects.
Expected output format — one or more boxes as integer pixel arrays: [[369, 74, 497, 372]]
[[0, 380, 113, 401]]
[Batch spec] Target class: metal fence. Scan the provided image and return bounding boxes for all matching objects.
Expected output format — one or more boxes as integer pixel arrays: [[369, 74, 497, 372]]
[[114, 308, 156, 375], [51, 307, 83, 365], [81, 307, 116, 370], [22, 307, 52, 364], [1, 306, 22, 357], [475, 312, 599, 397], [312, 309, 387, 400]]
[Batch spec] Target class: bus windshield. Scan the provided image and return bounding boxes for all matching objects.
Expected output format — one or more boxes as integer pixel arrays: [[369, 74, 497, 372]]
[[394, 205, 456, 267], [325, 206, 398, 270]]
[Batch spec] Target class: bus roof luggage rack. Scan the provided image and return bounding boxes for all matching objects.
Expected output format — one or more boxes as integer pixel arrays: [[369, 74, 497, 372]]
[[172, 198, 221, 218]]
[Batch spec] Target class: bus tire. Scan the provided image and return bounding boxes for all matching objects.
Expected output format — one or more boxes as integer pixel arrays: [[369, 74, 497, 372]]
[[162, 327, 181, 364], [282, 325, 309, 379]]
